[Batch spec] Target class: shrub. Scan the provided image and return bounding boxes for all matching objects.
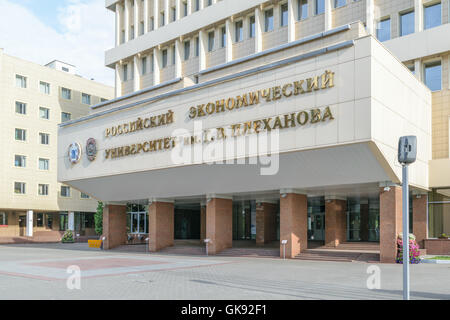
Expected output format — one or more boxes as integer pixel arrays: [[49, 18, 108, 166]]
[[396, 234, 421, 264], [94, 202, 103, 236], [61, 230, 74, 243]]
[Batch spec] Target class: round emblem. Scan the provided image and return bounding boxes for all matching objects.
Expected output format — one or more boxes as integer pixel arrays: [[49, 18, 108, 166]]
[[68, 142, 82, 164], [86, 138, 97, 161]]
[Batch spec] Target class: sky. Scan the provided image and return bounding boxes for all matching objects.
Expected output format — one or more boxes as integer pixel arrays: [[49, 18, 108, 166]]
[[0, 0, 115, 86]]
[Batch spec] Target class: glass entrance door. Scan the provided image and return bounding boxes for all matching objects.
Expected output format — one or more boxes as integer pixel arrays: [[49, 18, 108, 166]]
[[308, 212, 325, 241]]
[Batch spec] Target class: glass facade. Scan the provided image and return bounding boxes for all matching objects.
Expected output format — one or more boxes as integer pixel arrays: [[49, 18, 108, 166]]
[[346, 197, 380, 242], [308, 197, 325, 241], [127, 204, 148, 234], [428, 190, 450, 238], [233, 200, 258, 240], [174, 205, 200, 239]]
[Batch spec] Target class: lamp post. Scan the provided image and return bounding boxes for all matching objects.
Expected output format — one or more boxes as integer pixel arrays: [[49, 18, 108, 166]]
[[398, 136, 417, 300]]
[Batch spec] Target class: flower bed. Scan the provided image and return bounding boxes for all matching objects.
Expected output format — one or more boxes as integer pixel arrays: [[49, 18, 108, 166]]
[[396, 234, 421, 264]]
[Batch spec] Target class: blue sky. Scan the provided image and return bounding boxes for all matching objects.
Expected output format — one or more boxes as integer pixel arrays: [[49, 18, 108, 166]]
[[0, 0, 115, 85]]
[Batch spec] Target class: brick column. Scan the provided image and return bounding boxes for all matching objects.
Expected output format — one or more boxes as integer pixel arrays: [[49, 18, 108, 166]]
[[200, 204, 206, 241], [280, 193, 307, 258], [103, 204, 127, 250], [380, 186, 402, 263], [325, 199, 347, 247], [413, 194, 428, 248], [206, 198, 233, 255], [149, 201, 174, 252], [256, 202, 278, 245]]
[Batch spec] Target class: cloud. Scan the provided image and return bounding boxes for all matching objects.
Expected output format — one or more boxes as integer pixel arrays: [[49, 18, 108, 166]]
[[0, 0, 115, 86]]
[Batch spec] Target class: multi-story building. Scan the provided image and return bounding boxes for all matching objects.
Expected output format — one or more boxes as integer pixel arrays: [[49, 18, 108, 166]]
[[0, 50, 114, 242], [58, 0, 450, 262]]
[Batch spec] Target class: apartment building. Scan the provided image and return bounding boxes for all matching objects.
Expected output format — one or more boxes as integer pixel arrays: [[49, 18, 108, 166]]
[[58, 0, 450, 261], [0, 50, 114, 243]]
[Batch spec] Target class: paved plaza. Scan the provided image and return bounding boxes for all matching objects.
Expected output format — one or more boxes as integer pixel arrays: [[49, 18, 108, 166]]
[[0, 243, 448, 300]]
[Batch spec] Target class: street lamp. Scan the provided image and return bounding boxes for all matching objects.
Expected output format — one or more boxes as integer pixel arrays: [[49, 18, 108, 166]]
[[398, 136, 417, 300]]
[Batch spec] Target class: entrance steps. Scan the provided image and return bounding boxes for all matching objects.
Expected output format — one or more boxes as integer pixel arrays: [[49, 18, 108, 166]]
[[0, 231, 64, 244], [296, 242, 381, 262], [216, 247, 280, 258]]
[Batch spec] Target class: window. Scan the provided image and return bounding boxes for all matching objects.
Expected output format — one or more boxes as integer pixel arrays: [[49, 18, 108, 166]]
[[424, 2, 441, 30], [36, 213, 44, 226], [334, 0, 346, 8], [123, 64, 128, 81], [14, 182, 26, 194], [38, 185, 49, 196], [407, 64, 415, 74], [60, 186, 71, 197], [151, 55, 154, 71], [142, 56, 147, 74], [15, 128, 26, 141], [160, 12, 165, 26], [195, 37, 199, 56], [130, 25, 135, 40], [61, 112, 71, 123], [208, 31, 215, 52], [101, 98, 108, 103], [400, 10, 415, 36], [16, 75, 27, 88], [162, 49, 168, 68], [61, 87, 71, 100], [80, 192, 90, 199], [298, 0, 308, 20], [15, 101, 26, 115], [315, 0, 325, 15], [130, 61, 134, 80], [140, 21, 145, 35], [183, 2, 188, 16], [184, 40, 190, 60], [39, 107, 50, 120], [265, 9, 274, 32], [207, 0, 212, 6], [195, 0, 200, 11], [249, 16, 256, 38], [221, 27, 226, 48], [235, 21, 243, 42], [0, 212, 7, 226], [376, 18, 391, 42], [121, 30, 126, 43], [14, 155, 26, 168], [424, 61, 442, 91], [172, 46, 176, 65], [62, 66, 69, 72], [39, 158, 49, 171], [82, 93, 91, 105], [40, 81, 50, 94], [280, 3, 288, 27], [172, 7, 176, 22], [150, 17, 154, 31]]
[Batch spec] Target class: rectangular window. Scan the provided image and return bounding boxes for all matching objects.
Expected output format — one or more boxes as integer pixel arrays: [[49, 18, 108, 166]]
[[60, 186, 71, 197], [15, 101, 26, 115], [16, 75, 27, 88], [315, 0, 325, 15], [172, 7, 176, 22], [195, 37, 199, 56], [123, 64, 128, 81], [424, 2, 441, 30], [183, 2, 188, 16], [235, 21, 243, 42], [36, 213, 44, 226], [221, 27, 226, 48], [142, 56, 147, 74], [0, 212, 7, 226], [130, 25, 135, 40], [61, 112, 71, 123], [81, 192, 90, 199], [298, 0, 308, 20], [249, 16, 256, 38], [39, 133, 50, 145], [40, 107, 50, 120], [39, 158, 49, 171], [151, 55, 154, 71], [208, 31, 215, 52], [207, 0, 212, 6], [162, 49, 168, 68], [160, 12, 165, 26], [150, 17, 154, 31], [121, 30, 126, 43], [14, 182, 26, 194], [265, 9, 274, 32], [280, 3, 288, 27], [61, 87, 71, 100], [15, 128, 26, 141], [140, 21, 145, 35], [38, 185, 49, 196], [334, 0, 346, 8], [400, 10, 415, 36], [376, 18, 391, 42], [184, 40, 190, 60], [195, 0, 200, 11], [407, 64, 415, 74], [40, 81, 50, 94], [14, 155, 26, 168], [130, 61, 134, 80], [424, 61, 442, 91], [82, 93, 91, 105]]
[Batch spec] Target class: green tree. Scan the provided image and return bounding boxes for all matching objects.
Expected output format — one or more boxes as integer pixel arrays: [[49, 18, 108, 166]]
[[94, 202, 103, 236]]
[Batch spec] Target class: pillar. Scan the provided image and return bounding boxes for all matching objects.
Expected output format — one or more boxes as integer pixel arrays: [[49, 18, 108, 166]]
[[200, 204, 206, 241], [133, 55, 140, 91], [26, 210, 33, 237], [325, 199, 347, 247], [124, 0, 130, 42], [198, 30, 207, 71], [366, 0, 374, 35], [413, 194, 428, 248], [115, 2, 122, 46], [206, 198, 233, 254], [380, 186, 402, 263], [360, 199, 369, 242], [153, 0, 159, 31], [134, 0, 139, 39], [143, 0, 149, 33], [174, 39, 182, 78], [115, 63, 122, 98], [164, 0, 169, 25], [280, 193, 308, 258], [68, 211, 75, 231], [414, 59, 422, 81], [287, 0, 296, 42], [225, 18, 233, 63], [148, 201, 174, 252], [254, 6, 263, 53], [187, 0, 192, 15], [153, 47, 161, 85], [324, 0, 332, 31], [415, 0, 424, 33], [103, 204, 127, 250], [176, 0, 181, 20], [256, 202, 278, 245]]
